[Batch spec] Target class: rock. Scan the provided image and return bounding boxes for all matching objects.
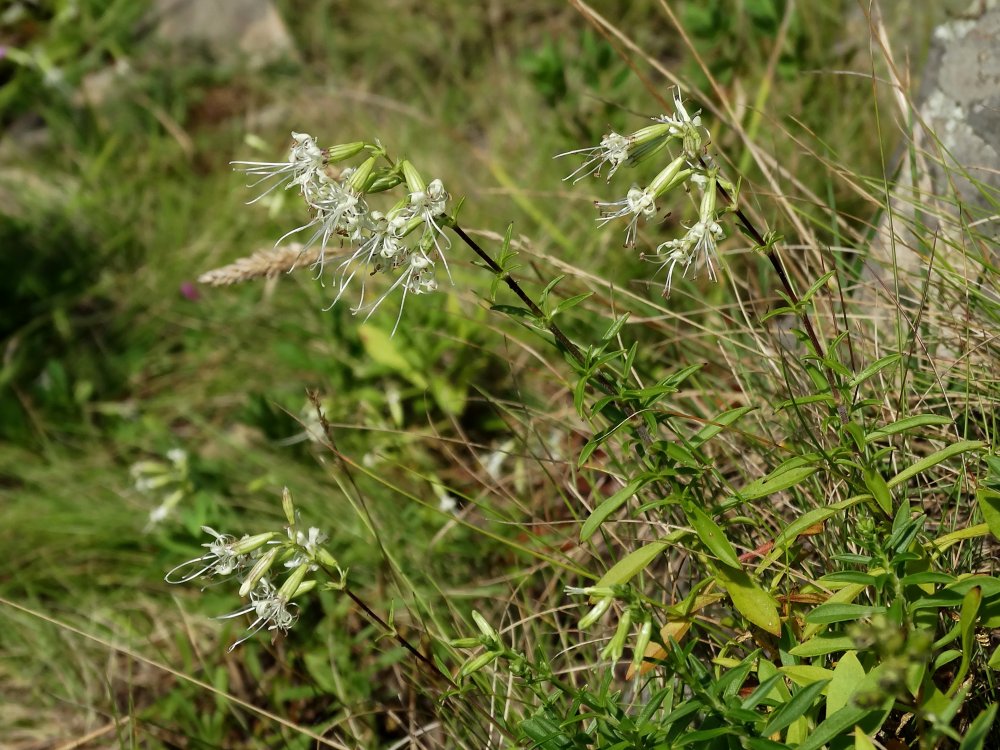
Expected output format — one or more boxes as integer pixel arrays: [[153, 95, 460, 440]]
[[147, 0, 298, 68], [861, 2, 1000, 364]]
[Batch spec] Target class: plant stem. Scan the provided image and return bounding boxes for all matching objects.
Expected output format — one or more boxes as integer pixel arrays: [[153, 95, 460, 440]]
[[332, 576, 519, 745], [451, 223, 655, 445], [708, 171, 849, 426]]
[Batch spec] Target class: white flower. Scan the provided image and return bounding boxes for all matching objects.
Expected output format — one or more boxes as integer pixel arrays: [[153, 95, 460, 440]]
[[165, 527, 248, 584], [218, 578, 298, 651], [277, 179, 370, 275], [147, 502, 171, 527], [596, 186, 657, 247], [649, 218, 724, 296], [283, 526, 328, 570], [362, 251, 438, 334], [232, 132, 326, 204], [438, 493, 458, 513], [655, 89, 705, 158], [330, 209, 408, 311], [408, 178, 452, 280], [557, 131, 632, 182]]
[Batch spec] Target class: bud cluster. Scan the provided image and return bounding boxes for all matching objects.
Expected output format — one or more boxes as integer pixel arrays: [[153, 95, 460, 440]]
[[564, 584, 653, 676], [558, 88, 736, 296], [233, 135, 453, 332], [165, 487, 344, 650]]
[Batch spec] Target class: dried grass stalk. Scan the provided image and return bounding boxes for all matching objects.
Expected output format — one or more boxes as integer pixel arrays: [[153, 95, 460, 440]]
[[198, 244, 320, 286]]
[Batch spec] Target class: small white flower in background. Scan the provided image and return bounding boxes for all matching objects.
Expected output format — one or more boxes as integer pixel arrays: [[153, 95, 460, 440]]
[[484, 438, 514, 480], [131, 447, 193, 530]]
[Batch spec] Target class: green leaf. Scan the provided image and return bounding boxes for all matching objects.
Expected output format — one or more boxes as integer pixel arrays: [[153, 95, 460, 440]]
[[779, 665, 834, 686], [887, 440, 985, 489], [948, 585, 982, 696], [827, 651, 865, 716], [685, 505, 741, 568], [790, 634, 858, 658], [763, 679, 830, 737], [489, 303, 536, 319], [595, 538, 674, 589], [805, 603, 886, 625], [689, 406, 754, 449], [713, 563, 780, 635], [865, 414, 953, 443], [854, 727, 877, 750], [960, 704, 998, 750], [736, 464, 818, 503], [796, 704, 876, 750], [741, 673, 784, 710], [863, 467, 892, 516], [358, 325, 427, 388], [849, 354, 901, 389], [977, 488, 1000, 541], [579, 477, 646, 541], [758, 497, 865, 570], [553, 292, 592, 316]]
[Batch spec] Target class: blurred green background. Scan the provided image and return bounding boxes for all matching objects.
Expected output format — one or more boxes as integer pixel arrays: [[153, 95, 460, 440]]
[[0, 0, 953, 747]]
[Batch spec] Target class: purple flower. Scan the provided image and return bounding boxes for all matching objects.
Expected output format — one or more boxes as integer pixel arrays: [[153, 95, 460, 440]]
[[180, 281, 200, 301]]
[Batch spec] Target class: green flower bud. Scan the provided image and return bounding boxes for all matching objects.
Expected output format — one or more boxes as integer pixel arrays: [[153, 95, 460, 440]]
[[459, 649, 499, 678], [325, 141, 366, 163], [231, 532, 279, 556], [278, 562, 310, 600], [281, 486, 296, 526], [579, 596, 613, 629], [649, 155, 690, 199], [238, 546, 280, 597], [631, 617, 653, 676], [401, 160, 426, 194], [601, 609, 632, 662], [346, 156, 377, 193], [471, 610, 498, 641]]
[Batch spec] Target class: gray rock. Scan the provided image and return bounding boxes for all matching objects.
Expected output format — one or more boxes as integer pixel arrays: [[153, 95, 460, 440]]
[[148, 0, 298, 68], [862, 2, 1000, 363]]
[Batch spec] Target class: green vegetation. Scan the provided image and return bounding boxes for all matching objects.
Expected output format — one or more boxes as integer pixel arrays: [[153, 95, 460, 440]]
[[3, 1, 998, 748]]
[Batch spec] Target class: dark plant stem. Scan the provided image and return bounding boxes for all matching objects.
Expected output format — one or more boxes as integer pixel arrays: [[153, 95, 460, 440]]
[[708, 172, 850, 426], [451, 223, 654, 444], [333, 576, 519, 745]]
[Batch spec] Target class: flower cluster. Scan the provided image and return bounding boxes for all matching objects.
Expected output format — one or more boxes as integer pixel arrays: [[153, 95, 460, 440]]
[[165, 488, 344, 650], [564, 584, 652, 675], [234, 135, 453, 332], [558, 88, 735, 296]]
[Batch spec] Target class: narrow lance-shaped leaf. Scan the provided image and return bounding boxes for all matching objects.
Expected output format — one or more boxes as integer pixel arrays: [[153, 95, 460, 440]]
[[580, 476, 647, 541], [887, 440, 985, 489], [686, 504, 741, 568]]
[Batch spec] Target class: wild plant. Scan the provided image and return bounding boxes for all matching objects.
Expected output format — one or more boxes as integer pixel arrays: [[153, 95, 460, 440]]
[[172, 27, 1000, 750]]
